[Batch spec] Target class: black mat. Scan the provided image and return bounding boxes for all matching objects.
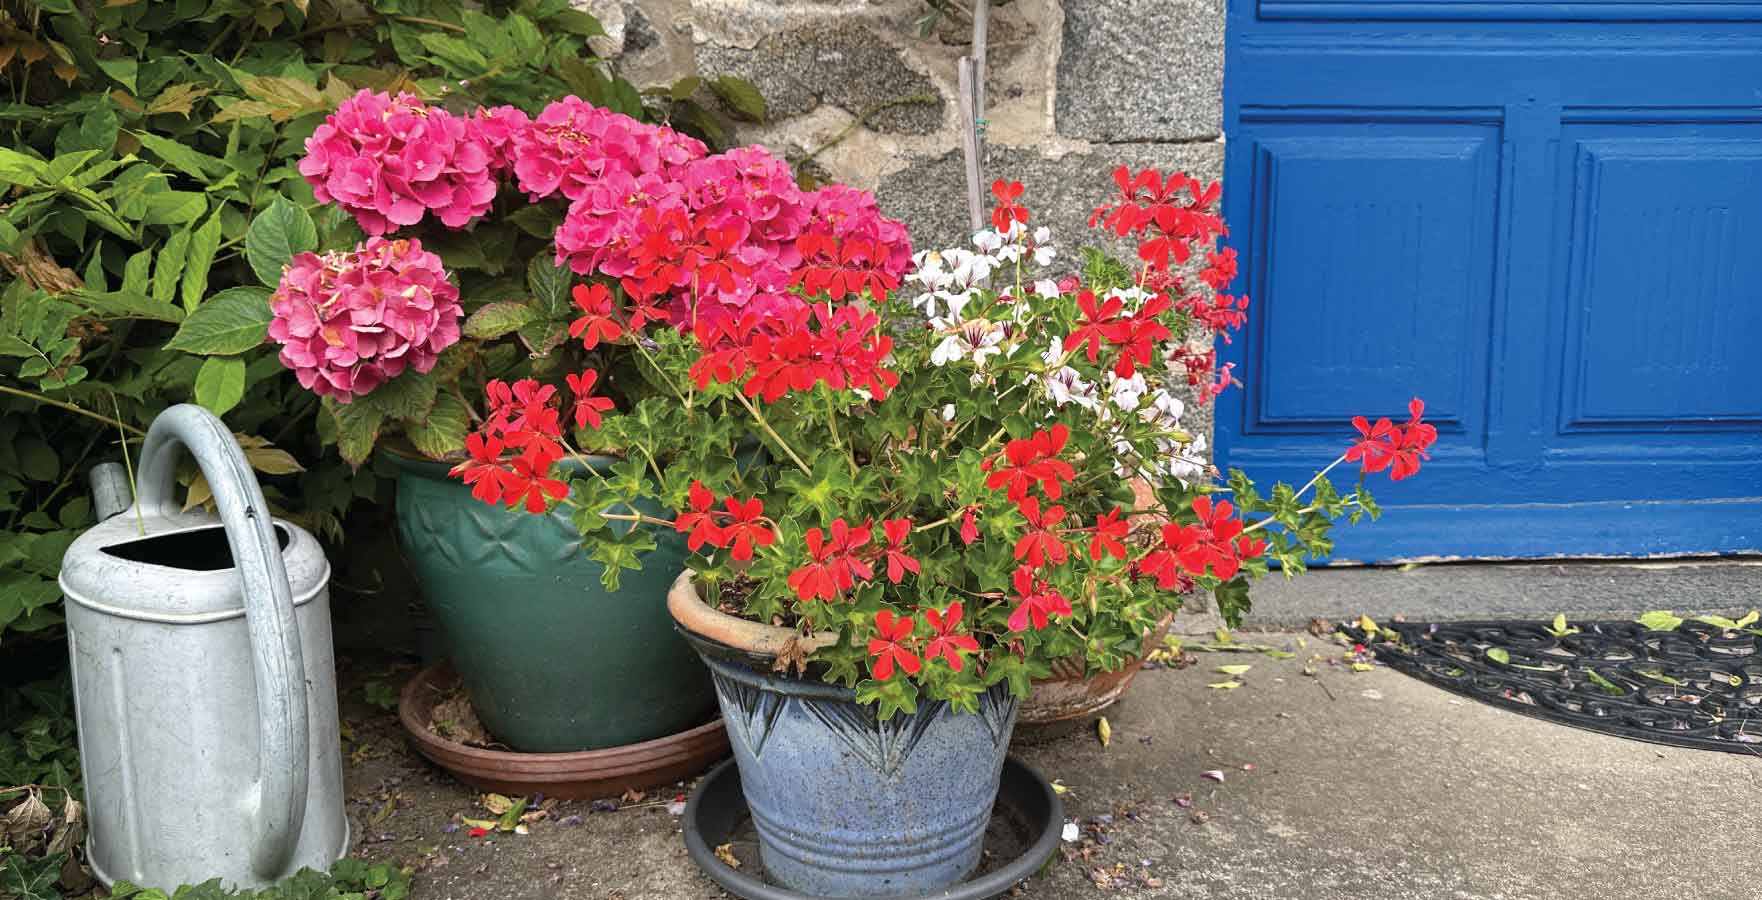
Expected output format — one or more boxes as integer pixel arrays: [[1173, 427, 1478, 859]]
[[1343, 616, 1762, 754]]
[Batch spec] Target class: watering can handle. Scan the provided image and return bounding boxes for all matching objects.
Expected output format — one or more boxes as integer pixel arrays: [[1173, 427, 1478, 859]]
[[135, 404, 309, 880]]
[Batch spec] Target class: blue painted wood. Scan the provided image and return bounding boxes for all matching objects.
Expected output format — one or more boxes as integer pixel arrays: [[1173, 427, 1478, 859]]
[[1220, 4, 1762, 561]]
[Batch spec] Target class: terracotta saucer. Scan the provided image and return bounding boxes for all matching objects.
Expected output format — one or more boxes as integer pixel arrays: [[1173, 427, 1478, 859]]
[[398, 662, 730, 800]]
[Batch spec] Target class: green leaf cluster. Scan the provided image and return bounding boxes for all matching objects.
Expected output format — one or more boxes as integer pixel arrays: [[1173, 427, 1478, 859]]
[[0, 0, 763, 645]]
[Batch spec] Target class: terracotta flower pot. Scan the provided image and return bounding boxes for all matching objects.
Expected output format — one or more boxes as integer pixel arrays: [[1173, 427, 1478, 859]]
[[398, 662, 729, 800], [667, 572, 1019, 898], [1016, 613, 1174, 736]]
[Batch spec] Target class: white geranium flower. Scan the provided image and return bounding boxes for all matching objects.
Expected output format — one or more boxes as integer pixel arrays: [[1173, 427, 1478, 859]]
[[1105, 371, 1148, 412], [942, 403, 957, 421], [972, 229, 1005, 254], [1142, 389, 1184, 429], [1031, 226, 1055, 267], [1045, 367, 1098, 411], [1163, 433, 1209, 487], [1033, 278, 1061, 298], [907, 249, 950, 289], [1043, 336, 1066, 366], [930, 319, 1005, 369]]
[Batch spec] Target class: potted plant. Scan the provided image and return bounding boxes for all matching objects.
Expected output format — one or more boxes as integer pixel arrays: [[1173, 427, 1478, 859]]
[[446, 159, 1436, 894], [271, 89, 767, 758]]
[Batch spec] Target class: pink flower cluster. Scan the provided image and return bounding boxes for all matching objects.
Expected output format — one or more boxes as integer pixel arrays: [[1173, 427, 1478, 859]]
[[295, 92, 913, 339], [533, 100, 910, 332], [299, 90, 505, 234], [268, 237, 462, 402], [507, 95, 706, 202]]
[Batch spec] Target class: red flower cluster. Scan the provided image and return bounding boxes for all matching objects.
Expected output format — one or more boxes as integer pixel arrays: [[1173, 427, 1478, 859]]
[[976, 425, 1088, 634], [673, 481, 776, 561], [866, 602, 981, 680], [1090, 167, 1227, 272], [786, 518, 876, 601], [1075, 167, 1251, 406], [449, 372, 617, 513], [982, 424, 1076, 503], [1140, 496, 1264, 587], [688, 303, 899, 404], [1347, 398, 1438, 481]]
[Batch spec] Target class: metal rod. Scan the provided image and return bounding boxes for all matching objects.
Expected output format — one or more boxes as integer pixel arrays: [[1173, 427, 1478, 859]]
[[957, 57, 984, 234]]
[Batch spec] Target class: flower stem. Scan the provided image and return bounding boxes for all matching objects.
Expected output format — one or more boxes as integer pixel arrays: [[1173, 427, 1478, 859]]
[[731, 390, 813, 475], [0, 384, 145, 436]]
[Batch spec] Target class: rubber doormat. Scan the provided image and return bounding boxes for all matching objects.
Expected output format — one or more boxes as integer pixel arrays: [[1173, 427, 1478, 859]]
[[1341, 615, 1762, 754]]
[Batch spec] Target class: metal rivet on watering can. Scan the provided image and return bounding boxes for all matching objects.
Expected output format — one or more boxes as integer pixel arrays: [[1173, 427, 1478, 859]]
[[58, 404, 348, 891]]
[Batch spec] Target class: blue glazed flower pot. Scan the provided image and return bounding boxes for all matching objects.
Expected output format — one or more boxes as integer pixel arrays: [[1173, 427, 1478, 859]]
[[669, 574, 1019, 897]]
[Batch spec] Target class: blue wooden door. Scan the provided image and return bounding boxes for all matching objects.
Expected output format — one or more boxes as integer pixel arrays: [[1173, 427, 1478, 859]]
[[1220, 1, 1762, 561]]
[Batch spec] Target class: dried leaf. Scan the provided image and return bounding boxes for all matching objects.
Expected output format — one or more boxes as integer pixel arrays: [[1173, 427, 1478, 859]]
[[481, 793, 514, 815], [1096, 716, 1111, 748], [1215, 664, 1252, 675], [1049, 779, 1069, 795], [714, 842, 741, 869], [1207, 680, 1242, 690], [772, 635, 809, 677], [3, 790, 51, 847]]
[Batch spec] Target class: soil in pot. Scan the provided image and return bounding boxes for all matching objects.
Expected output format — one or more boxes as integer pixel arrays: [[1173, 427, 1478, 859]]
[[386, 449, 717, 753], [668, 573, 1020, 898]]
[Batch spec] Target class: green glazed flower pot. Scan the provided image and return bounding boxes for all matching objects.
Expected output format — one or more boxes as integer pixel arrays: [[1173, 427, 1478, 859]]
[[386, 450, 716, 753]]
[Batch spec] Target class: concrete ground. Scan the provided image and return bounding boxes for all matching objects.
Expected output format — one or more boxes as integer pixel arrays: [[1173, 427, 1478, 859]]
[[338, 597, 1762, 898]]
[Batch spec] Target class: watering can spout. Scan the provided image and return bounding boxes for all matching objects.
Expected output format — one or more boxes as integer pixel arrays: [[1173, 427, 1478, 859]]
[[89, 462, 133, 521]]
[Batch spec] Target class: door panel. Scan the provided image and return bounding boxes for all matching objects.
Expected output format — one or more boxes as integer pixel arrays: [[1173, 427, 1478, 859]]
[[1220, 5, 1762, 561]]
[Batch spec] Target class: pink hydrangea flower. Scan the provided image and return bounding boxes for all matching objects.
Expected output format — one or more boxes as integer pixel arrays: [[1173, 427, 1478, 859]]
[[471, 104, 532, 175], [298, 90, 500, 234], [268, 237, 462, 401], [508, 96, 706, 202]]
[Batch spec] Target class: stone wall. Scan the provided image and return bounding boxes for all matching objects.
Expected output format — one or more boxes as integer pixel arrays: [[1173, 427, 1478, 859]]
[[585, 0, 1225, 254]]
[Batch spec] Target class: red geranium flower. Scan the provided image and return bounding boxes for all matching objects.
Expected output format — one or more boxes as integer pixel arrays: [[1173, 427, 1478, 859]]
[[922, 602, 979, 672], [1111, 293, 1174, 378], [674, 481, 724, 552], [568, 283, 624, 350], [720, 496, 775, 561], [984, 424, 1075, 503], [451, 432, 512, 506], [990, 179, 1029, 231], [1389, 397, 1436, 481], [1089, 506, 1130, 561], [1160, 495, 1245, 581], [959, 506, 981, 545], [500, 440, 568, 514], [1013, 496, 1069, 567], [867, 609, 920, 680], [1007, 565, 1072, 632], [1346, 415, 1397, 475], [880, 517, 919, 584], [786, 518, 873, 601], [566, 369, 616, 430], [1066, 291, 1125, 363]]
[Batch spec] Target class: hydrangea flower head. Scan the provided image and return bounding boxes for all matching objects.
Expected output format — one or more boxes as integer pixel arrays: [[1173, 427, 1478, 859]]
[[268, 237, 462, 401], [298, 90, 501, 234]]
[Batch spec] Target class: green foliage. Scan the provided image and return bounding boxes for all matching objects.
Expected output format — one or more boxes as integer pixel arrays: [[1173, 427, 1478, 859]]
[[0, 0, 764, 645], [109, 859, 411, 900]]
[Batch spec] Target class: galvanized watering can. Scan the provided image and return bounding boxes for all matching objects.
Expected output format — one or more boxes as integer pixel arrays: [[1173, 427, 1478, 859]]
[[59, 404, 347, 890]]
